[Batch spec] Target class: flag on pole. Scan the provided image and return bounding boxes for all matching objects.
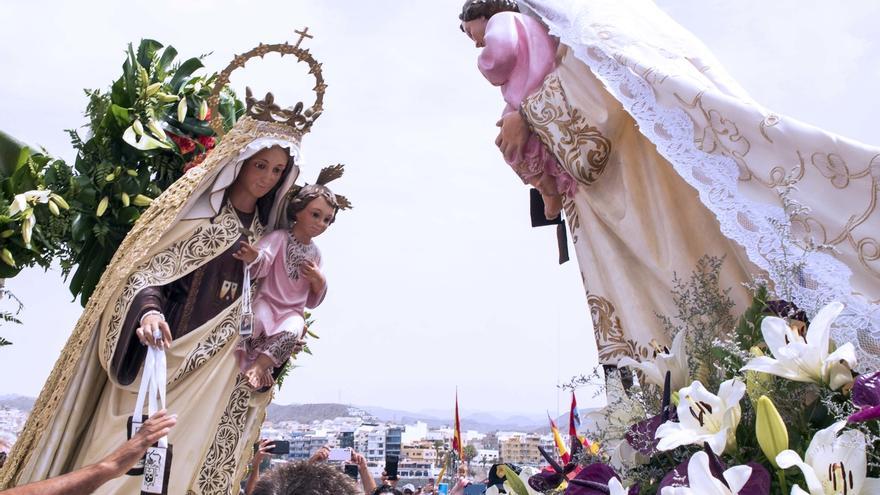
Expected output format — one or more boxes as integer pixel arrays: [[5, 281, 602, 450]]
[[569, 392, 581, 437], [452, 391, 464, 461], [547, 412, 570, 464]]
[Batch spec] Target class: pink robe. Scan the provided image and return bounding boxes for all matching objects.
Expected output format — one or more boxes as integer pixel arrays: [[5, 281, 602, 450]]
[[235, 230, 327, 370], [478, 12, 575, 196]]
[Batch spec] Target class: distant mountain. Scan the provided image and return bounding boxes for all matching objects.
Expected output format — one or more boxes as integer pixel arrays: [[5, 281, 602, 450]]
[[0, 395, 34, 411], [266, 403, 374, 423]]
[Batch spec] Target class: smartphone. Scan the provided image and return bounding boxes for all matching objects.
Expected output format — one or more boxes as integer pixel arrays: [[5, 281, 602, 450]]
[[343, 463, 359, 480], [385, 455, 399, 481], [437, 482, 449, 495], [328, 447, 351, 461], [255, 440, 289, 455]]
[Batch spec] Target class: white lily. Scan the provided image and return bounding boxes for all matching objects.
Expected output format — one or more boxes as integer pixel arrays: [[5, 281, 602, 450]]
[[618, 330, 689, 391], [660, 451, 754, 495], [741, 302, 856, 390], [608, 477, 632, 495], [776, 420, 880, 495], [655, 379, 745, 455], [8, 189, 51, 216], [122, 124, 171, 151]]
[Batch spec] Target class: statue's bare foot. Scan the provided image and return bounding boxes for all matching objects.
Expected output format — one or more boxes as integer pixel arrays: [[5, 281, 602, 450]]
[[543, 193, 563, 220], [245, 366, 263, 389]]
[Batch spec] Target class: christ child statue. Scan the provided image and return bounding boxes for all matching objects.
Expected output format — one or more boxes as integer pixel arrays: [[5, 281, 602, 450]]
[[232, 168, 350, 389]]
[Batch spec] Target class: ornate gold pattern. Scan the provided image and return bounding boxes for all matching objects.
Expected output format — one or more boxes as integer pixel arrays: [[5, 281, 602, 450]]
[[588, 294, 650, 364], [674, 91, 753, 181], [0, 116, 289, 488], [522, 73, 612, 186], [194, 375, 253, 494], [170, 304, 241, 386], [563, 197, 580, 244], [103, 204, 255, 365]]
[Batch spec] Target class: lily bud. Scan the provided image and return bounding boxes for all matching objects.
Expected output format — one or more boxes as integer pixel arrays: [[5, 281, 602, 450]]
[[96, 196, 109, 217], [126, 168, 139, 177], [145, 82, 162, 96], [756, 395, 788, 468], [156, 92, 179, 103], [177, 98, 187, 122], [49, 194, 70, 210], [121, 192, 130, 207], [0, 230, 14, 238], [138, 65, 149, 87], [132, 119, 145, 136], [146, 119, 166, 141], [48, 200, 60, 216], [105, 173, 115, 182], [21, 212, 34, 246], [198, 100, 208, 120], [132, 194, 153, 207], [1, 248, 15, 268]]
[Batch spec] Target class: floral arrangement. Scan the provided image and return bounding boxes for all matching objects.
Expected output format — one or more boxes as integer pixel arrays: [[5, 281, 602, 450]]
[[524, 257, 879, 495], [63, 39, 242, 304], [0, 39, 244, 307]]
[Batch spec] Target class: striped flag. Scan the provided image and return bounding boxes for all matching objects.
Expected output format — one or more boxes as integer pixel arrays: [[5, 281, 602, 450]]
[[569, 392, 581, 437], [547, 412, 570, 464], [452, 391, 464, 461]]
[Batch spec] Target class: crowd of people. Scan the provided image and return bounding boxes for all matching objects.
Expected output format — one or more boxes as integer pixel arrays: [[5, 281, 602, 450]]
[[0, 411, 473, 495]]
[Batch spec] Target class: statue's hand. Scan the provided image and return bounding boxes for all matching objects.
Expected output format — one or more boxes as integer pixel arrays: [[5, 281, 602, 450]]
[[136, 313, 173, 349], [495, 111, 530, 164], [232, 241, 260, 264]]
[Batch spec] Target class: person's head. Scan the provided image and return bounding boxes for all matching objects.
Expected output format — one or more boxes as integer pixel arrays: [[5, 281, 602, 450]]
[[373, 485, 403, 495], [401, 483, 417, 494], [251, 460, 358, 495], [287, 184, 340, 240], [459, 0, 519, 48], [232, 145, 295, 224]]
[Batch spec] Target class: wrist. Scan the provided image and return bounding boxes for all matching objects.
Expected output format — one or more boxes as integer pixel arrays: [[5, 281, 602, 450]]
[[140, 309, 165, 326]]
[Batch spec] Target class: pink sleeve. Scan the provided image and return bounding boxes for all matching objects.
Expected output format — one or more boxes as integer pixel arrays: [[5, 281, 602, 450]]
[[478, 13, 520, 86], [249, 231, 284, 279]]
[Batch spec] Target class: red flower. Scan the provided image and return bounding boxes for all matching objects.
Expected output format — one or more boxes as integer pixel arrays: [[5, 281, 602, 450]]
[[196, 135, 216, 150], [166, 132, 196, 155], [184, 153, 207, 172]]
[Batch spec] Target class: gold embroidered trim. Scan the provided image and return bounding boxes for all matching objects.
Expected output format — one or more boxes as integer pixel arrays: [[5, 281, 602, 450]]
[[588, 294, 650, 364], [194, 375, 253, 494], [522, 73, 612, 186]]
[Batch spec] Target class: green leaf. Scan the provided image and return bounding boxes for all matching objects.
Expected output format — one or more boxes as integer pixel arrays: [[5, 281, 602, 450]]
[[110, 104, 131, 127], [136, 39, 163, 71], [71, 213, 95, 243], [78, 247, 112, 306], [116, 206, 140, 224], [0, 336, 11, 346], [501, 465, 530, 495], [0, 130, 27, 178], [169, 57, 204, 93], [157, 45, 178, 73]]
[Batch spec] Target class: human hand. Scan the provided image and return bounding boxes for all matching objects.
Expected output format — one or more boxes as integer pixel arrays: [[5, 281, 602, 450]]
[[232, 241, 260, 264], [309, 445, 330, 463], [253, 439, 275, 467], [136, 313, 172, 349], [353, 452, 368, 469], [101, 409, 176, 478], [495, 111, 530, 164], [450, 477, 470, 495]]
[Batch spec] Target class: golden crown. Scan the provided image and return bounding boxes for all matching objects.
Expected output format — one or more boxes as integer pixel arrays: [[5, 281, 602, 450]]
[[207, 28, 326, 139]]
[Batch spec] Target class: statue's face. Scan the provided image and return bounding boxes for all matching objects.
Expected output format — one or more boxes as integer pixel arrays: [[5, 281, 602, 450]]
[[238, 146, 289, 200], [294, 196, 335, 239], [462, 17, 488, 48]]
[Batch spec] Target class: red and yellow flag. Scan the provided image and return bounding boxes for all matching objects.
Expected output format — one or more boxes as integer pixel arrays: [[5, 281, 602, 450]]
[[452, 391, 464, 460], [547, 413, 570, 464]]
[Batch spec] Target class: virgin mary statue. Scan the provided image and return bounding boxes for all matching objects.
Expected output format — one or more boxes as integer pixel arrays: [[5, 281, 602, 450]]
[[0, 37, 330, 494], [462, 0, 880, 373]]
